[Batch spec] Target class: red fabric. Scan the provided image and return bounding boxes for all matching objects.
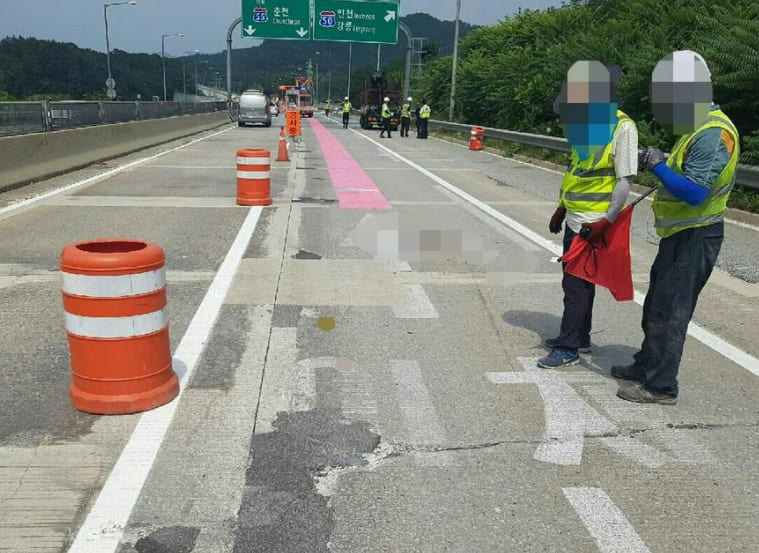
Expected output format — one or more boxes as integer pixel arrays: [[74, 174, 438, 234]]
[[560, 205, 634, 301]]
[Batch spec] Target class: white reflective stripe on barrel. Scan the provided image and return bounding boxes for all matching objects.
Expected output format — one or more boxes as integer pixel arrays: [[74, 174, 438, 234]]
[[64, 308, 169, 338], [236, 156, 270, 166], [236, 170, 271, 180], [61, 267, 166, 298]]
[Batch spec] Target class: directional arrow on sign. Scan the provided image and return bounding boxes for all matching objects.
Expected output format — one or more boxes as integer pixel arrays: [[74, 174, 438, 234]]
[[245, 25, 256, 35], [384, 10, 396, 22], [296, 27, 308, 37]]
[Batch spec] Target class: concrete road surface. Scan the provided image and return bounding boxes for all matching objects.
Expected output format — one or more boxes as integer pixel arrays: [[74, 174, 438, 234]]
[[1, 114, 758, 553]]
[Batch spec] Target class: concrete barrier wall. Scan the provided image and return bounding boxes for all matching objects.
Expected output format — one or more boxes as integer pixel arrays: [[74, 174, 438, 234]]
[[0, 112, 230, 191]]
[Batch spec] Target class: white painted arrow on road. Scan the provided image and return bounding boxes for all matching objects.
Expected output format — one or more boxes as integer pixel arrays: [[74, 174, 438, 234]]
[[245, 25, 256, 35], [296, 27, 308, 37], [384, 10, 396, 22]]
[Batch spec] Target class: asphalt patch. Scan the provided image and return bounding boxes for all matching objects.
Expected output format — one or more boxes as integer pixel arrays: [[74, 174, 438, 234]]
[[244, 207, 276, 258], [233, 409, 380, 553], [189, 305, 249, 390], [133, 526, 200, 553], [293, 249, 322, 260], [291, 197, 337, 204]]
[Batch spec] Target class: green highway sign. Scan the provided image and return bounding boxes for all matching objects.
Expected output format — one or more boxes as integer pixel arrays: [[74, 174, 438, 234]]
[[241, 0, 311, 40], [313, 0, 399, 44]]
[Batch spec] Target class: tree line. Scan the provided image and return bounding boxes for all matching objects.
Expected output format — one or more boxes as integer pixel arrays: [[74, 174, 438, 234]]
[[416, 0, 759, 164]]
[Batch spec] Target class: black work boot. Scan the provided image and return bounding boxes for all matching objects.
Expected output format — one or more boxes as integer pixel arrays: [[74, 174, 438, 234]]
[[610, 363, 646, 382]]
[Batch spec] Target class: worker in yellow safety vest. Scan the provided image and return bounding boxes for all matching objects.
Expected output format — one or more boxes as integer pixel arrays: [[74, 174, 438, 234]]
[[379, 97, 393, 138], [613, 51, 740, 405], [418, 101, 430, 139], [341, 97, 352, 129], [400, 97, 412, 137], [542, 61, 638, 370]]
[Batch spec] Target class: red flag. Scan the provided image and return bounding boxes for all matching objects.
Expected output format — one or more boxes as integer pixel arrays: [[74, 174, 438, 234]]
[[560, 205, 634, 301]]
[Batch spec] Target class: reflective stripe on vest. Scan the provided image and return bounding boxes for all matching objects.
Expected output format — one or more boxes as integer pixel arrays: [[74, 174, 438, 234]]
[[652, 109, 740, 238], [560, 110, 632, 213], [343, 103, 351, 113], [420, 105, 431, 119], [401, 104, 410, 117], [382, 104, 391, 118]]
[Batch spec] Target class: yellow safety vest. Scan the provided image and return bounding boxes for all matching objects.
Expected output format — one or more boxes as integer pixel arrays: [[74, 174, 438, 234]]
[[342, 102, 351, 113], [420, 105, 431, 119], [652, 109, 740, 238], [382, 103, 391, 118], [560, 110, 633, 213]]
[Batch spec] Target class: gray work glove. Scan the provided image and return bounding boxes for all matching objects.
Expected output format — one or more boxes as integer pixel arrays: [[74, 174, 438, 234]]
[[638, 146, 666, 172]]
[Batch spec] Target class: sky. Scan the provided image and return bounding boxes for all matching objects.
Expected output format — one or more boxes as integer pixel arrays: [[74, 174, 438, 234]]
[[0, 0, 562, 56]]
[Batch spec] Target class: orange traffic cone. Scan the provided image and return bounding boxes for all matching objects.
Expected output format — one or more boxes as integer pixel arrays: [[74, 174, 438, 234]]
[[276, 126, 290, 162]]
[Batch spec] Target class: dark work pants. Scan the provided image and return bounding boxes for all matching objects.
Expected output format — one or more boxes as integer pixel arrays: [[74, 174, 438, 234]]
[[380, 117, 392, 136], [420, 118, 429, 138], [400, 116, 410, 136], [342, 112, 349, 128], [633, 223, 724, 397], [558, 226, 595, 350]]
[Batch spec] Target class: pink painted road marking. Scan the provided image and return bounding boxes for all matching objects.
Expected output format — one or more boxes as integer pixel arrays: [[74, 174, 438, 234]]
[[308, 118, 392, 210]]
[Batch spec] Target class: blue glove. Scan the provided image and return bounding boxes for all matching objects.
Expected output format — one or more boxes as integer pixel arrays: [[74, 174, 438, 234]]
[[638, 147, 666, 172]]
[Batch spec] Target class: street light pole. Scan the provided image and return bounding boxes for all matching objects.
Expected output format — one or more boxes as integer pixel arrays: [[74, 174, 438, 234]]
[[448, 0, 461, 122], [162, 32, 184, 102], [104, 1, 136, 98], [194, 60, 207, 97], [182, 50, 199, 97], [347, 42, 353, 98]]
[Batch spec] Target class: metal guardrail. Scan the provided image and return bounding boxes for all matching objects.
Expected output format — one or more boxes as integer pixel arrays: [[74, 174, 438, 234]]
[[430, 120, 759, 191], [0, 100, 228, 137]]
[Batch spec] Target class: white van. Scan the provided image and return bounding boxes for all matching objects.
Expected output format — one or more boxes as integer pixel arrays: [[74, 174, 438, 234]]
[[237, 90, 271, 127]]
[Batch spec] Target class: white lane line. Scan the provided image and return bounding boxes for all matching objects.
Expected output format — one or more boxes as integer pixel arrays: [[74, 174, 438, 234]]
[[563, 487, 652, 553], [67, 204, 262, 553], [352, 129, 759, 379], [0, 126, 234, 220], [390, 360, 453, 466], [393, 284, 439, 319]]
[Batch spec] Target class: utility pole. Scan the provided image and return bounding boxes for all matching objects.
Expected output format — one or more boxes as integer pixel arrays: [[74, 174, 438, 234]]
[[347, 42, 353, 98], [376, 44, 381, 72], [448, 0, 461, 122]]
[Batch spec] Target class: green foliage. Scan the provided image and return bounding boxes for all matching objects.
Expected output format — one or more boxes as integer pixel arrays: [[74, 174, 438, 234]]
[[420, 0, 759, 164], [0, 90, 14, 101]]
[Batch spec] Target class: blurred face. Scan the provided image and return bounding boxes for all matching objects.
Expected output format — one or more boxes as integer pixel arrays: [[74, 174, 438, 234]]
[[651, 51, 712, 135], [554, 61, 618, 160]]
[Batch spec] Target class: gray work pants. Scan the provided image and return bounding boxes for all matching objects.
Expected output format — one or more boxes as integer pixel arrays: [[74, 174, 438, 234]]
[[633, 222, 724, 396]]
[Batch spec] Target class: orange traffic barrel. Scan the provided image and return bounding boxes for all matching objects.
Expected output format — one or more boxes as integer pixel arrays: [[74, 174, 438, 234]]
[[236, 148, 272, 206], [60, 239, 179, 415], [470, 126, 484, 151]]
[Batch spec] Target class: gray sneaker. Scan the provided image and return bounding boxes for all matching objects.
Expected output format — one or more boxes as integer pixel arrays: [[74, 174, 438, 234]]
[[610, 363, 645, 382], [616, 384, 677, 405], [544, 337, 591, 353]]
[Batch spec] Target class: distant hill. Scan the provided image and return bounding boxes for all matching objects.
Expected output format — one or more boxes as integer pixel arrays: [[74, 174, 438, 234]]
[[0, 13, 477, 101]]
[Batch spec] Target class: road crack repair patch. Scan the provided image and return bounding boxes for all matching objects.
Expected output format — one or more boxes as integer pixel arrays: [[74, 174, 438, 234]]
[[233, 409, 380, 553]]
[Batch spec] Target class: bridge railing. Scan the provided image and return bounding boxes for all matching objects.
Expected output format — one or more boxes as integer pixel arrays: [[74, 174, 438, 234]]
[[0, 100, 228, 137], [430, 120, 759, 191]]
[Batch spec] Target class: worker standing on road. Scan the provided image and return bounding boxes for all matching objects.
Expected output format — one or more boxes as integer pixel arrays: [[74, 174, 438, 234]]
[[400, 97, 412, 137], [613, 51, 740, 405], [324, 100, 330, 117], [341, 97, 352, 129], [380, 97, 393, 138], [539, 61, 638, 369], [419, 101, 431, 139]]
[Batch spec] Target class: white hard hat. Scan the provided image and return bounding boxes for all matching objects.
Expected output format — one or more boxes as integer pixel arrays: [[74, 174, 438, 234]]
[[407, 97, 412, 102], [384, 97, 390, 102]]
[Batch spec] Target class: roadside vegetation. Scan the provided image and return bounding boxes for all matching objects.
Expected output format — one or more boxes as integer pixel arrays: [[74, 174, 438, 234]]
[[417, 0, 759, 166]]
